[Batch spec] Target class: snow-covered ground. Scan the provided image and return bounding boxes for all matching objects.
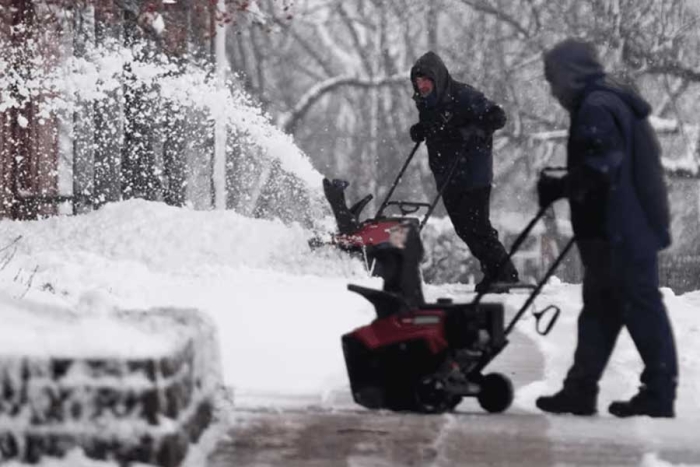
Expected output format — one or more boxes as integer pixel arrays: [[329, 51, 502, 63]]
[[1, 200, 699, 465]]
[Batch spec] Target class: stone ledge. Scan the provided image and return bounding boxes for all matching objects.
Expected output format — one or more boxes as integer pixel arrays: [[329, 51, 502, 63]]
[[0, 307, 222, 466]]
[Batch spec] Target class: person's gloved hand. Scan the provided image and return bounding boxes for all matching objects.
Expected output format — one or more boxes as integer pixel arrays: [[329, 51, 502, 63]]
[[410, 123, 426, 142], [537, 173, 568, 209]]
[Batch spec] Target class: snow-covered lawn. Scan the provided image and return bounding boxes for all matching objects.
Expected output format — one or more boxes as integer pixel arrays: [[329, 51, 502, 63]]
[[1, 200, 699, 465]]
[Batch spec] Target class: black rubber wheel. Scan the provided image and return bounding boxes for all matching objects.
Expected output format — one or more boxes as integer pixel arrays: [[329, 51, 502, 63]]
[[414, 376, 451, 414], [477, 373, 514, 413]]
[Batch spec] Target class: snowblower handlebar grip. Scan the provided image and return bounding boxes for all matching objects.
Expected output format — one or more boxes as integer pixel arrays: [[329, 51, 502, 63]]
[[533, 304, 561, 336]]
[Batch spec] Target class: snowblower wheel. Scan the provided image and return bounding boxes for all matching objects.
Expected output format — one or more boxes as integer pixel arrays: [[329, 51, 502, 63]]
[[477, 373, 514, 413], [447, 395, 463, 412], [413, 376, 452, 414]]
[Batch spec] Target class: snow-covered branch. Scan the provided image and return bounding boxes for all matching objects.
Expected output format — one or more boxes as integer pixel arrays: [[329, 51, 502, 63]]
[[279, 72, 408, 134], [528, 118, 700, 177], [645, 62, 700, 83], [458, 0, 532, 39]]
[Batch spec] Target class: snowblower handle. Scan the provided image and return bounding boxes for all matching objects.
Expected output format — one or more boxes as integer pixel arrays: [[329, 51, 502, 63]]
[[419, 145, 471, 231], [386, 201, 431, 215], [533, 304, 561, 336], [376, 141, 422, 218], [504, 237, 576, 336]]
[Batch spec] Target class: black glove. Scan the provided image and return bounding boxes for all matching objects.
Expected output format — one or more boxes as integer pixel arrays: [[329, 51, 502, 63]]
[[410, 123, 426, 143], [537, 173, 568, 209]]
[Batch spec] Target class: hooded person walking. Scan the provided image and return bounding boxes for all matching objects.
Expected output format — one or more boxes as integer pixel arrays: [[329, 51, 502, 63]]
[[535, 38, 678, 417], [409, 51, 519, 292]]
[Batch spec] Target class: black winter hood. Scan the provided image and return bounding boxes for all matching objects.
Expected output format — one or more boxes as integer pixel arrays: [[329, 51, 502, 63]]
[[544, 38, 652, 117], [410, 51, 452, 104], [543, 39, 605, 111]]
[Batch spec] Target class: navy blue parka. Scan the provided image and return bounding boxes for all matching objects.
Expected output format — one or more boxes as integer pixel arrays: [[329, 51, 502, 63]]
[[544, 41, 671, 257]]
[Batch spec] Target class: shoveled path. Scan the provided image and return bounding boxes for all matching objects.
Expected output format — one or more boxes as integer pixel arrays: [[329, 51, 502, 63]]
[[208, 299, 700, 467]]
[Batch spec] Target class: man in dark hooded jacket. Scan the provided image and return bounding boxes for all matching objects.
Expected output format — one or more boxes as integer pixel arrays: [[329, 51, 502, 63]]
[[409, 51, 519, 292], [535, 39, 678, 418]]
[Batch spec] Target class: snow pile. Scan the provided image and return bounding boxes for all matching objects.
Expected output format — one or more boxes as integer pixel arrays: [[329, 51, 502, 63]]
[[0, 200, 374, 397], [0, 200, 362, 279]]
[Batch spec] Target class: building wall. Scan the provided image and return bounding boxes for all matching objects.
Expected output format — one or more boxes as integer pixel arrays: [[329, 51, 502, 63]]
[[0, 0, 59, 219]]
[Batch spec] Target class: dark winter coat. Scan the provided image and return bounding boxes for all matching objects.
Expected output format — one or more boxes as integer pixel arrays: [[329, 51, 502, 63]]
[[544, 39, 671, 257], [410, 52, 506, 191]]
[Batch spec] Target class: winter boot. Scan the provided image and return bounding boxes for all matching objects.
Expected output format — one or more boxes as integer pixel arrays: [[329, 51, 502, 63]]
[[608, 387, 674, 418], [475, 265, 519, 294], [536, 385, 597, 416]]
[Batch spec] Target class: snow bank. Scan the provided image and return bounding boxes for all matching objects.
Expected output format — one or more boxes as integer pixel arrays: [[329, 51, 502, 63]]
[[0, 200, 359, 278], [0, 200, 373, 400]]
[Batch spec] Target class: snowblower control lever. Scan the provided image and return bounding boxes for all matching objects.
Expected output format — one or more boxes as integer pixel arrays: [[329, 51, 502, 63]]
[[375, 141, 422, 219], [532, 305, 561, 336], [385, 201, 431, 216]]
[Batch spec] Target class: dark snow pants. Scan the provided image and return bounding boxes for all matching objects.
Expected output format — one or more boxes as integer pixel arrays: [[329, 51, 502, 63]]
[[441, 185, 517, 280], [564, 240, 678, 401]]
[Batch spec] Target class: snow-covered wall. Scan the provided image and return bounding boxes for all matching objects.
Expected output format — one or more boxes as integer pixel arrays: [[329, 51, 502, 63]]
[[0, 297, 222, 466]]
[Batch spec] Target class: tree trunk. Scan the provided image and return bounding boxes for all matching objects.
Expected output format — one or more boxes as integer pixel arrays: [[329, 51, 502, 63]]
[[121, 10, 160, 201], [73, 4, 96, 214], [212, 1, 228, 210], [163, 100, 187, 207]]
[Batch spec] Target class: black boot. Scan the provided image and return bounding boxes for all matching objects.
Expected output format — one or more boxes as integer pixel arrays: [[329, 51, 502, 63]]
[[536, 385, 597, 416], [608, 387, 674, 418], [475, 260, 519, 294]]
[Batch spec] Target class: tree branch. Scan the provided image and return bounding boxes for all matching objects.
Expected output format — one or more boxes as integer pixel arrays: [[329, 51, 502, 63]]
[[458, 0, 531, 38], [279, 73, 408, 134], [645, 62, 700, 83]]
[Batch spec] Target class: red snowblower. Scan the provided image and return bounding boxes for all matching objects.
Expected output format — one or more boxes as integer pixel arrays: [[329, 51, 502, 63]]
[[341, 183, 575, 414], [315, 141, 447, 278]]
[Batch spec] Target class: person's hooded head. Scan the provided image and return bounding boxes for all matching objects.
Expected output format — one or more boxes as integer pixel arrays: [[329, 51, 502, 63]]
[[410, 51, 452, 107], [543, 39, 605, 111], [544, 38, 653, 118]]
